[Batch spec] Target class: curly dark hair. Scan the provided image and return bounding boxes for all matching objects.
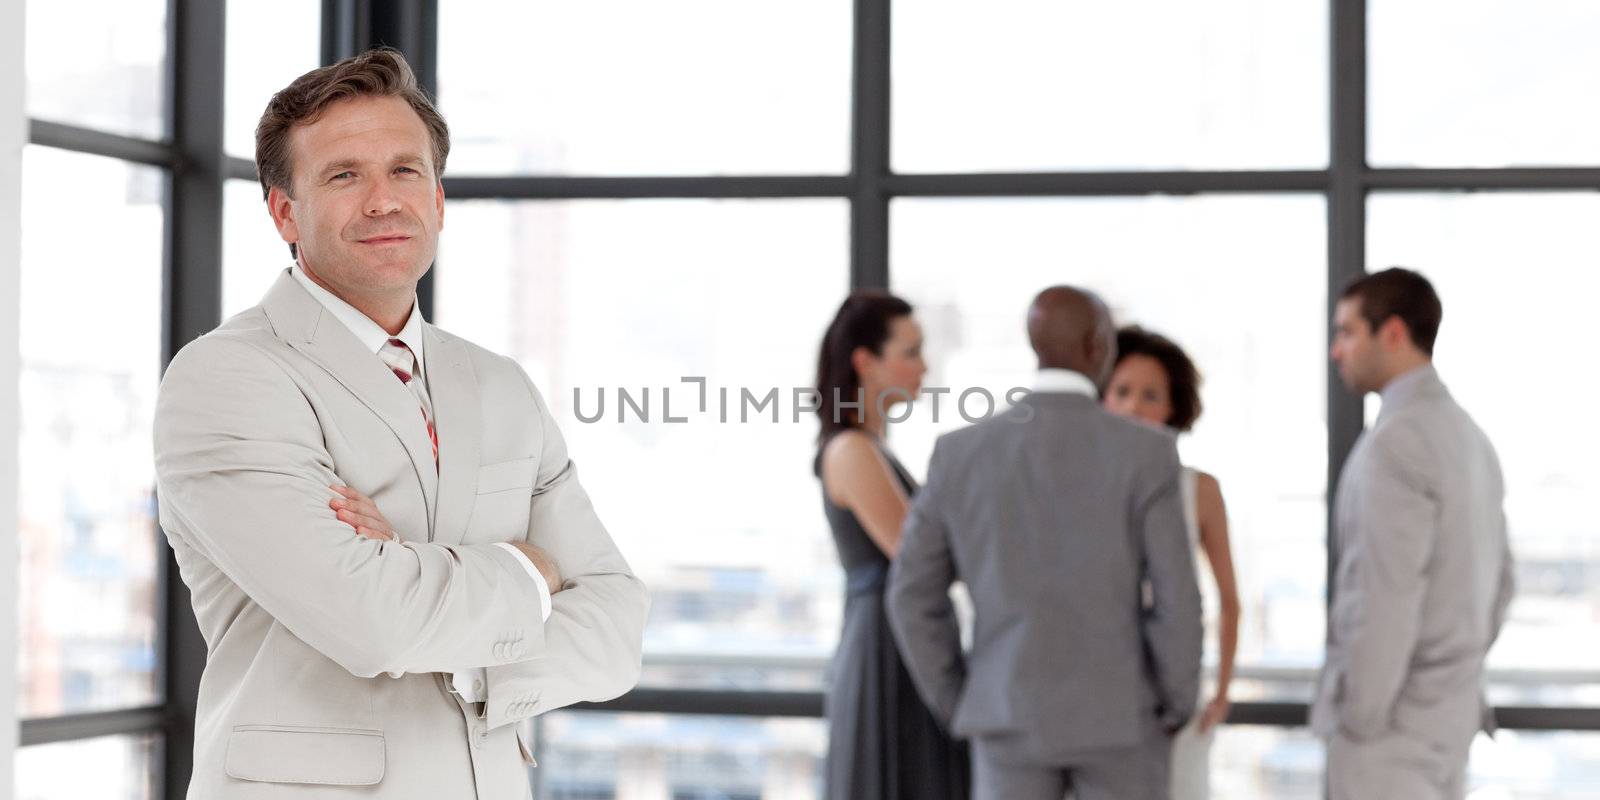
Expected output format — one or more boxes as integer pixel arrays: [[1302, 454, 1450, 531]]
[[1112, 326, 1203, 432]]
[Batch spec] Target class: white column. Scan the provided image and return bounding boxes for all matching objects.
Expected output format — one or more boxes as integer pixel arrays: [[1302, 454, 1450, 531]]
[[0, 0, 26, 793]]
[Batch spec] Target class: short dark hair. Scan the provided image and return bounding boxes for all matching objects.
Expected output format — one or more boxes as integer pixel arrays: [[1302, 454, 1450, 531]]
[[1340, 267, 1443, 355], [255, 48, 450, 257], [1112, 326, 1203, 432], [813, 291, 914, 448]]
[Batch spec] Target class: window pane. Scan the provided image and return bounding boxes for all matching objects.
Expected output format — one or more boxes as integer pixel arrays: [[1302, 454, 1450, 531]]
[[533, 711, 824, 799], [437, 2, 851, 176], [893, 0, 1327, 173], [25, 0, 167, 140], [14, 734, 161, 800], [1367, 192, 1600, 695], [17, 147, 164, 716], [1213, 725, 1324, 800], [1370, 2, 1600, 168], [435, 199, 848, 688], [225, 0, 320, 158], [1468, 730, 1600, 798], [223, 179, 291, 319], [891, 196, 1329, 676]]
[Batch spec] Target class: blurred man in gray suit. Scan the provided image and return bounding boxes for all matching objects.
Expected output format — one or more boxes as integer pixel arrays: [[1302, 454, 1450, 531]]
[[887, 286, 1202, 800], [1315, 268, 1515, 800]]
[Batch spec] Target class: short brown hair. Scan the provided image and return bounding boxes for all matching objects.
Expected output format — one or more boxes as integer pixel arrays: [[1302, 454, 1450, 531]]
[[1113, 326, 1204, 432], [1340, 267, 1443, 355], [255, 48, 450, 254]]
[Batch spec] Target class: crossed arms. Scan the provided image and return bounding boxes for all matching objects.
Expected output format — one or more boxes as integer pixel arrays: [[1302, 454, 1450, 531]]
[[154, 334, 648, 729]]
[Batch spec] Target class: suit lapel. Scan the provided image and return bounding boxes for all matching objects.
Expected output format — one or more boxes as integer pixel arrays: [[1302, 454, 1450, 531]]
[[425, 325, 481, 546], [259, 269, 439, 527]]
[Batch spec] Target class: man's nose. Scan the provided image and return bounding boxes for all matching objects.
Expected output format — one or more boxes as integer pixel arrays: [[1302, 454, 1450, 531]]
[[364, 177, 401, 216]]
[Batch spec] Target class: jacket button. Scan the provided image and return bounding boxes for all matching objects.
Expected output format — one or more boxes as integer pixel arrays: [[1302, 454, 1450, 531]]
[[472, 724, 487, 749], [472, 678, 485, 695]]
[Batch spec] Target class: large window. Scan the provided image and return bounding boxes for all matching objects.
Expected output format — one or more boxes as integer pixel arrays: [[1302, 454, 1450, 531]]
[[1369, 1, 1600, 168], [220, 0, 321, 319], [1367, 192, 1600, 706], [24, 0, 167, 140], [891, 195, 1330, 682], [531, 712, 825, 799], [14, 734, 160, 800], [437, 2, 852, 176], [429, 1, 1600, 798], [18, 0, 176, 794], [17, 148, 165, 719], [17, 2, 311, 797], [434, 199, 850, 689], [18, 2, 1600, 799], [893, 0, 1329, 172]]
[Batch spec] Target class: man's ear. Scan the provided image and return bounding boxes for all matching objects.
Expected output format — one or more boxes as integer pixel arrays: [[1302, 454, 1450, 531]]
[[1085, 326, 1107, 363], [1379, 315, 1411, 351], [266, 185, 299, 247], [434, 180, 446, 230]]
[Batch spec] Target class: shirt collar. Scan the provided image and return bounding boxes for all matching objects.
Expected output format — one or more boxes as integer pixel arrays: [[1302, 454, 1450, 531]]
[[291, 264, 426, 375], [1033, 368, 1099, 397]]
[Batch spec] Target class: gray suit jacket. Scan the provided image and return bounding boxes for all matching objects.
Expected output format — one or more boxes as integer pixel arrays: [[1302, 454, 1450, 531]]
[[154, 269, 649, 798], [886, 391, 1203, 757], [1312, 365, 1514, 755]]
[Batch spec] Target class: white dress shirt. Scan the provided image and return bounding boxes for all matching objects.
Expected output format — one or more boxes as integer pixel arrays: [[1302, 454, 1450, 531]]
[[291, 265, 550, 701], [1033, 367, 1099, 397]]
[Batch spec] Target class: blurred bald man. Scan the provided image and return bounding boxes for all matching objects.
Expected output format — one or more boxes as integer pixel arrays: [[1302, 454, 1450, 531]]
[[887, 286, 1202, 800]]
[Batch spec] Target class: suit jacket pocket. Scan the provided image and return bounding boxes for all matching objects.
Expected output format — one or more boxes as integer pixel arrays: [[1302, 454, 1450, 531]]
[[477, 457, 537, 495], [225, 724, 385, 786]]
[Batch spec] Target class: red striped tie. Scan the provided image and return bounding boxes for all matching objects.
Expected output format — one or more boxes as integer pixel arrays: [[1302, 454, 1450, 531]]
[[377, 338, 437, 466]]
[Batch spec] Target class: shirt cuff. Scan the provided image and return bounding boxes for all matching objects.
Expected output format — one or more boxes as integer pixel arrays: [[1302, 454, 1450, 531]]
[[450, 668, 488, 702], [494, 542, 554, 622]]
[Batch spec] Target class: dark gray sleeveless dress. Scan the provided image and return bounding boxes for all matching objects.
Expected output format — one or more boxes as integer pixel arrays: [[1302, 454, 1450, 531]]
[[820, 439, 970, 800]]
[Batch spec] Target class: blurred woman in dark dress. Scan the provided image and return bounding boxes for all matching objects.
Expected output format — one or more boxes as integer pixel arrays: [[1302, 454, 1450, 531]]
[[813, 291, 969, 800]]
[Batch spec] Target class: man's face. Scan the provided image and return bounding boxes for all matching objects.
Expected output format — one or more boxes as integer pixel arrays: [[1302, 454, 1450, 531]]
[[268, 95, 444, 302], [1331, 297, 1383, 394]]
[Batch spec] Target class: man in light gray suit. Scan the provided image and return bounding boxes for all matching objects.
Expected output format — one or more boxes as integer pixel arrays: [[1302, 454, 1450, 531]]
[[154, 50, 648, 798], [1315, 268, 1514, 799], [887, 286, 1202, 800]]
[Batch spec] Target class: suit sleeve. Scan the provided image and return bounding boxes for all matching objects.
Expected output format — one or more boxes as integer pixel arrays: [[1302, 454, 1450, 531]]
[[153, 335, 552, 679], [885, 437, 965, 730], [1332, 435, 1438, 741], [483, 369, 650, 729], [1137, 438, 1203, 731], [1489, 504, 1515, 648]]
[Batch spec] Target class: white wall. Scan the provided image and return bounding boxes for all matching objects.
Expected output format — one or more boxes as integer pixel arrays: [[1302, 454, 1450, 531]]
[[1, 0, 25, 794]]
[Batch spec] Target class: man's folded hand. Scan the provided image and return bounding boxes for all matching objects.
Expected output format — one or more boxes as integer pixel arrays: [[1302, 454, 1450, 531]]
[[330, 484, 399, 541]]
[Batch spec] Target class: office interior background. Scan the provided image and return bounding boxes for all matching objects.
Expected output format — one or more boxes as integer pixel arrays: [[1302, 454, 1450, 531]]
[[2, 0, 1599, 797]]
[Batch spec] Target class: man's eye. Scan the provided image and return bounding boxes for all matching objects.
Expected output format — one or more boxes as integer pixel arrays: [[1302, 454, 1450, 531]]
[[396, 167, 419, 175], [332, 171, 354, 180]]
